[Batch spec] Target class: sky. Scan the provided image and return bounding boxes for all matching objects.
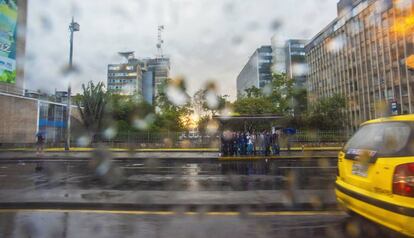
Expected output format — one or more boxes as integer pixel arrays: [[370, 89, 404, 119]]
[[24, 0, 338, 99]]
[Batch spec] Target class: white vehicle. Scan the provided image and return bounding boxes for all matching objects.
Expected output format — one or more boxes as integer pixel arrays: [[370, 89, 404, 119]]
[[188, 130, 200, 139]]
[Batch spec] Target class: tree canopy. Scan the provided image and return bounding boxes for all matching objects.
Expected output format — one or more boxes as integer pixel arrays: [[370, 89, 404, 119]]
[[75, 81, 110, 139], [233, 73, 293, 115]]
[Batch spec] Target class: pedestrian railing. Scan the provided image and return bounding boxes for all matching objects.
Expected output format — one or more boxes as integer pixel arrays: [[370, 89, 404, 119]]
[[0, 130, 350, 149]]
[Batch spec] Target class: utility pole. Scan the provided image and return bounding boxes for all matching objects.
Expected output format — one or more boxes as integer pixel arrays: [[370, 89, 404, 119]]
[[65, 17, 80, 151]]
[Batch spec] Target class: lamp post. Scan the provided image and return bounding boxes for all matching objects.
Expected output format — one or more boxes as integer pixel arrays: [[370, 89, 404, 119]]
[[65, 17, 80, 151]]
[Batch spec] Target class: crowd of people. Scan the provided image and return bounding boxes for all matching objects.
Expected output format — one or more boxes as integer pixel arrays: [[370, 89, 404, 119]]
[[220, 130, 287, 156]]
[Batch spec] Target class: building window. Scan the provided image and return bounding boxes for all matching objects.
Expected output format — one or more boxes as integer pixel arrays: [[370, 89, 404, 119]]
[[109, 66, 120, 70]]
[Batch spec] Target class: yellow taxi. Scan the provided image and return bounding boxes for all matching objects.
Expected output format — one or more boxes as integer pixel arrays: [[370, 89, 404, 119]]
[[336, 115, 414, 237]]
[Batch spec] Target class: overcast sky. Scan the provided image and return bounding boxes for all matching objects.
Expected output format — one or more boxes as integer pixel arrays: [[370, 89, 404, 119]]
[[24, 0, 338, 99]]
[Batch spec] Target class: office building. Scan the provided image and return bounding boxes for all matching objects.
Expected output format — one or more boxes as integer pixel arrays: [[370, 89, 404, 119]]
[[146, 57, 170, 100], [237, 46, 273, 97], [236, 39, 308, 98], [306, 0, 414, 130], [272, 44, 287, 75], [107, 52, 144, 96], [285, 39, 308, 88], [108, 53, 170, 105]]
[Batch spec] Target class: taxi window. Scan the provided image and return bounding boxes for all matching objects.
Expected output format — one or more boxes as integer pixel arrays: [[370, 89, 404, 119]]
[[344, 122, 412, 156]]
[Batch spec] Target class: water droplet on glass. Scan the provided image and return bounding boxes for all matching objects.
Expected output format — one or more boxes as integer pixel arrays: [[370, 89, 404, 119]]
[[166, 84, 189, 106], [40, 15, 53, 31], [395, 0, 411, 10], [270, 19, 282, 31], [103, 127, 117, 140], [261, 84, 272, 97], [206, 119, 219, 134], [205, 90, 219, 109], [326, 35, 346, 53], [291, 63, 309, 77], [77, 135, 91, 147]]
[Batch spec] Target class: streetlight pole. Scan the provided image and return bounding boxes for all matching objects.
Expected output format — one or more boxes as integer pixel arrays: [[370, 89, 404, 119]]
[[65, 17, 80, 151]]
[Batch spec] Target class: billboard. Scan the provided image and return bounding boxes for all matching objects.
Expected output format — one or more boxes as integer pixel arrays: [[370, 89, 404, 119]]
[[0, 0, 17, 84]]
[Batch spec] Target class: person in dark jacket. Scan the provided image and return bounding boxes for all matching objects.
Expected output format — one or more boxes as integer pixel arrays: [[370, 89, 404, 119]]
[[271, 131, 280, 155], [220, 132, 227, 156], [36, 131, 45, 155], [264, 131, 271, 156]]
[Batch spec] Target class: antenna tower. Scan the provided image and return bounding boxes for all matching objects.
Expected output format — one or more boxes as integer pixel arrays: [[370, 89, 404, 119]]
[[156, 25, 165, 58]]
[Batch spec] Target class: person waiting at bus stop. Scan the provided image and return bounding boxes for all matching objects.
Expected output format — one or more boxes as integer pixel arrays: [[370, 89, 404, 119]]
[[264, 131, 271, 156], [246, 133, 254, 155], [271, 131, 280, 155]]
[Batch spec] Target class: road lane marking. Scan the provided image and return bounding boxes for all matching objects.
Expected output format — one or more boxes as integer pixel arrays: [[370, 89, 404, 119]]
[[0, 209, 345, 217], [219, 156, 336, 161]]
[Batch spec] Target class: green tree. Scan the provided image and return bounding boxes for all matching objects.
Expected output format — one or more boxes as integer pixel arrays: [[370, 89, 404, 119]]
[[233, 97, 276, 114], [193, 89, 229, 116], [109, 94, 154, 133], [154, 78, 193, 132], [233, 73, 293, 115], [291, 88, 307, 115], [244, 86, 262, 98], [75, 81, 109, 139], [306, 94, 346, 130]]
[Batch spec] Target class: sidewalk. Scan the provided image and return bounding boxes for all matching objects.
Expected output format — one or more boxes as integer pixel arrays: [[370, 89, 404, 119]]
[[0, 151, 220, 160], [0, 146, 342, 153], [0, 150, 339, 160]]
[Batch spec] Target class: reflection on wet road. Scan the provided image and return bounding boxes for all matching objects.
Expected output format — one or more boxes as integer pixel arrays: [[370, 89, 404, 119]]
[[0, 158, 337, 191], [0, 157, 396, 237], [0, 210, 349, 238]]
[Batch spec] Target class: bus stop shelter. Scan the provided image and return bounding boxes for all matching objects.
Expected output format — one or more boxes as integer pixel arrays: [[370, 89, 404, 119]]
[[212, 114, 286, 132]]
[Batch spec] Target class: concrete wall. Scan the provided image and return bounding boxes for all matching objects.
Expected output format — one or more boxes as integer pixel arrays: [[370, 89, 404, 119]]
[[0, 93, 38, 143]]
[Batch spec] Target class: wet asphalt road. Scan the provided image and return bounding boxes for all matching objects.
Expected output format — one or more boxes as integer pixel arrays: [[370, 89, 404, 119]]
[[0, 156, 400, 238], [0, 157, 337, 191], [0, 211, 350, 238]]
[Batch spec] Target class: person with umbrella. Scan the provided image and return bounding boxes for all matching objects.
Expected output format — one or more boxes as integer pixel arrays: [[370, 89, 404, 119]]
[[35, 130, 46, 155]]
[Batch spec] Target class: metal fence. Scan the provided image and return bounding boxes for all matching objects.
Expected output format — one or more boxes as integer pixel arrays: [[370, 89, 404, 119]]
[[97, 132, 220, 148], [289, 130, 349, 146], [83, 130, 349, 148], [0, 130, 350, 149]]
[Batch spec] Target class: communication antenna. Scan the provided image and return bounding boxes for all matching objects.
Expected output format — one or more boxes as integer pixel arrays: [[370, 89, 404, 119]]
[[156, 25, 165, 58], [118, 51, 135, 62]]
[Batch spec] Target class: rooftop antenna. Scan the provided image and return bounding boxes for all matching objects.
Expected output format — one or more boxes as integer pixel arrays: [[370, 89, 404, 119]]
[[118, 51, 135, 62], [156, 25, 165, 58]]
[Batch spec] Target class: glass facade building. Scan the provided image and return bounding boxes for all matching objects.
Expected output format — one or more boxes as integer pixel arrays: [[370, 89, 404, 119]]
[[285, 39, 308, 88], [146, 57, 171, 101], [237, 46, 273, 98]]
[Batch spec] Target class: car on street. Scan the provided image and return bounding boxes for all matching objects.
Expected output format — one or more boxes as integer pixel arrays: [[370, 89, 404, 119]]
[[336, 114, 414, 237]]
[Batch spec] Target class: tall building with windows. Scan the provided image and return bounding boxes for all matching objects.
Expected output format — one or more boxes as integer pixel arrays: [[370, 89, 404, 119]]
[[285, 39, 308, 88], [236, 40, 308, 98], [237, 46, 273, 97], [107, 52, 144, 96], [146, 57, 170, 101], [306, 0, 414, 130], [107, 52, 170, 105]]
